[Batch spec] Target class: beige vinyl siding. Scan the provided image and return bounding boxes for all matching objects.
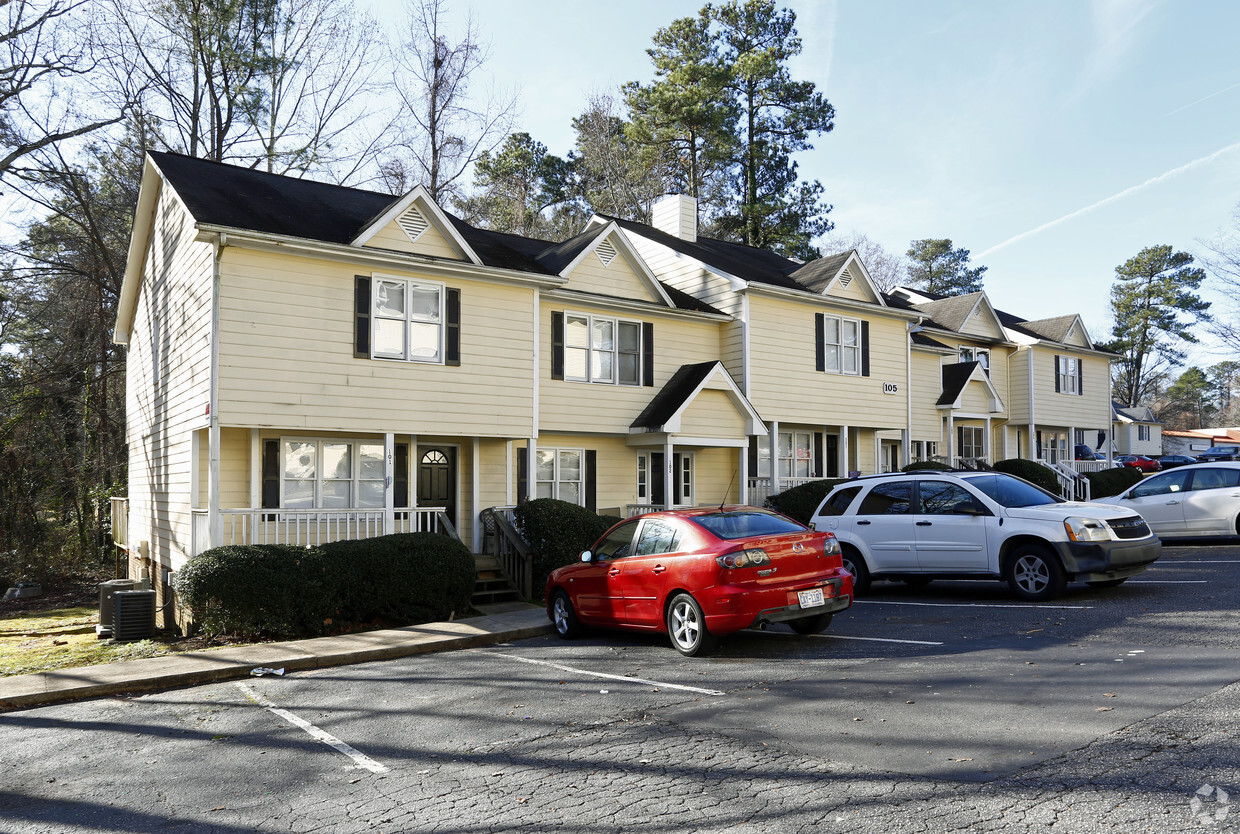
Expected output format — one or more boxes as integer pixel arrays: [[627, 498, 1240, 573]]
[[125, 186, 214, 572], [721, 319, 745, 386], [477, 438, 513, 512], [562, 243, 662, 302], [622, 233, 743, 316], [540, 301, 722, 435], [747, 294, 908, 428], [1030, 348, 1111, 428], [693, 447, 741, 504], [363, 218, 466, 261], [960, 308, 1001, 339], [959, 381, 993, 415], [679, 389, 748, 440], [216, 248, 535, 437], [1006, 347, 1032, 423], [825, 273, 874, 305], [910, 351, 947, 438]]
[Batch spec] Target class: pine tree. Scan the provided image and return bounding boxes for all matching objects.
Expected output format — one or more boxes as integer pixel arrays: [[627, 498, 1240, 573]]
[[904, 239, 987, 296]]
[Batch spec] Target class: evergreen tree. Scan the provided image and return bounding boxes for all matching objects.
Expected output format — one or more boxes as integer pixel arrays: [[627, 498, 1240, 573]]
[[1108, 245, 1210, 408], [1160, 367, 1215, 430], [904, 239, 987, 296], [454, 132, 580, 239]]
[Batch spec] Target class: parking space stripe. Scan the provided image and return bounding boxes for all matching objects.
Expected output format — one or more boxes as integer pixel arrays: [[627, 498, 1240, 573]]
[[853, 600, 1093, 610], [235, 682, 389, 774], [1126, 580, 1207, 583], [476, 651, 726, 696]]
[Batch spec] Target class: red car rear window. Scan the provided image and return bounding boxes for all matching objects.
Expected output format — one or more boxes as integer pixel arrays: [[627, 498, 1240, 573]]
[[691, 511, 806, 540]]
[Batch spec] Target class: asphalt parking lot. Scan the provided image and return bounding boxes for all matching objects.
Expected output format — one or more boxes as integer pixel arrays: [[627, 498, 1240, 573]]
[[1, 541, 1238, 833]]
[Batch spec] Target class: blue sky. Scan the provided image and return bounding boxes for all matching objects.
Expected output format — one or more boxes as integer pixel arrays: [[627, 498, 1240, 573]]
[[371, 1, 1240, 361]]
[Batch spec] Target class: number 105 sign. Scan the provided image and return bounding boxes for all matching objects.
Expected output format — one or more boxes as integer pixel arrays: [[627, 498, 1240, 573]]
[[882, 382, 899, 394]]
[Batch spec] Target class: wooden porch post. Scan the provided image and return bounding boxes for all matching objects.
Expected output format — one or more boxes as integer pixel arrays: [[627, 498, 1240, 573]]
[[769, 421, 780, 497], [384, 432, 394, 535]]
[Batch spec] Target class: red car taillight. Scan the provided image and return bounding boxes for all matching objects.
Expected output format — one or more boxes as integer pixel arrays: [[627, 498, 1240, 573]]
[[822, 533, 841, 557], [716, 548, 771, 569]]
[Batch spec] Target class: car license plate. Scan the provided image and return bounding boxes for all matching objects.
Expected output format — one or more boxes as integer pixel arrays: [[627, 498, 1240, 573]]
[[797, 588, 825, 608]]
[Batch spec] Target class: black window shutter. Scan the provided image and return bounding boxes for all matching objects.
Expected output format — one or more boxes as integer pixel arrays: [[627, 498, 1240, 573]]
[[354, 276, 370, 358], [261, 440, 279, 508], [1054, 355, 1061, 393], [551, 312, 564, 380], [861, 321, 870, 377], [813, 432, 824, 478], [517, 447, 528, 503], [445, 288, 461, 366], [642, 322, 654, 387], [394, 444, 409, 507], [1078, 362, 1084, 396], [815, 313, 825, 371], [585, 450, 597, 512], [748, 436, 759, 478]]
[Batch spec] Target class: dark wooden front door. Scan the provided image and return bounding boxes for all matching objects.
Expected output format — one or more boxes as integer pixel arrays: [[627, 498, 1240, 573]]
[[417, 446, 456, 527]]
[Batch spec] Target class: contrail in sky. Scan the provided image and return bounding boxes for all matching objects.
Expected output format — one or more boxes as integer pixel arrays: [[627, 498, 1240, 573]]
[[978, 139, 1240, 259], [1164, 80, 1240, 117]]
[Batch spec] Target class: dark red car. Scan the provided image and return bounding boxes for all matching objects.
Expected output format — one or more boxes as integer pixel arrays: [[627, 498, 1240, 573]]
[[1118, 455, 1162, 472], [545, 506, 853, 656]]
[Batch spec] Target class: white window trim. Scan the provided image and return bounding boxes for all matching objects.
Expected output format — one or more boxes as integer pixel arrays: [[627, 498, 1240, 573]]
[[1059, 355, 1080, 394], [564, 310, 642, 386], [372, 274, 446, 364], [535, 447, 586, 506], [822, 314, 861, 376], [279, 436, 386, 510], [958, 426, 985, 459]]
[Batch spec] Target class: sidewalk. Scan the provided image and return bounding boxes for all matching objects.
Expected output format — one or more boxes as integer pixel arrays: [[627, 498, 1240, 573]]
[[0, 604, 552, 712]]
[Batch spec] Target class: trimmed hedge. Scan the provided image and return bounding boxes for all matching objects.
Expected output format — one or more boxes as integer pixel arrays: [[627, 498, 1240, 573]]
[[1085, 465, 1143, 498], [174, 532, 474, 638], [766, 479, 849, 525], [514, 498, 622, 598], [902, 460, 953, 472], [992, 458, 1062, 494]]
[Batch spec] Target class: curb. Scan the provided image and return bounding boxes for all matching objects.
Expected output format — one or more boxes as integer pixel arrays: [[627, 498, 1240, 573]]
[[0, 611, 552, 712]]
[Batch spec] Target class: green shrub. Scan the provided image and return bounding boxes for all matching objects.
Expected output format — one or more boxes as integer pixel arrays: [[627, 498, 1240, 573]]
[[514, 499, 618, 597], [766, 479, 849, 525], [175, 533, 475, 638], [1085, 466, 1143, 498], [992, 459, 1062, 494], [902, 460, 953, 472]]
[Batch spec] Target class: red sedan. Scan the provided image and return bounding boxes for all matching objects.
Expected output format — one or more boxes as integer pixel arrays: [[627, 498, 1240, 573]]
[[545, 506, 854, 656], [1118, 455, 1162, 472]]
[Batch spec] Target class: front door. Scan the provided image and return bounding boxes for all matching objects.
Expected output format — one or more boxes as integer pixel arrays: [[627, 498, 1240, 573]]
[[649, 453, 693, 508], [417, 446, 457, 528]]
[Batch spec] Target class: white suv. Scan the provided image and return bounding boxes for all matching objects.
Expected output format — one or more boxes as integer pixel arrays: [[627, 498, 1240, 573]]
[[810, 471, 1161, 601]]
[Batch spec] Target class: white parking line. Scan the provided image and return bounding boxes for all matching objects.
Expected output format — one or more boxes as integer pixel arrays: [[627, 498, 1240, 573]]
[[235, 682, 389, 774], [854, 600, 1093, 610], [1161, 560, 1240, 563], [1127, 580, 1207, 584], [823, 634, 945, 646], [476, 650, 726, 696]]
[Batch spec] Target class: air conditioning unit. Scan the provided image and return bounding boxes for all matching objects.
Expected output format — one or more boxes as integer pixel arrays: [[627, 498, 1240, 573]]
[[111, 590, 157, 643], [97, 579, 143, 639]]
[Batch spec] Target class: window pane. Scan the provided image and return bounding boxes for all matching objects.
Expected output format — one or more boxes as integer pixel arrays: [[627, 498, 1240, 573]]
[[323, 443, 350, 479], [374, 319, 405, 357], [536, 450, 555, 481], [920, 482, 974, 514], [858, 483, 913, 515], [618, 353, 639, 385], [824, 344, 839, 372], [566, 316, 589, 348], [779, 433, 793, 459], [358, 480, 385, 507], [842, 346, 858, 374], [322, 481, 351, 508], [409, 321, 440, 360], [824, 317, 839, 344], [375, 281, 404, 318], [592, 319, 614, 350], [535, 483, 554, 499], [284, 441, 316, 479], [558, 450, 581, 481], [593, 350, 614, 381], [560, 482, 580, 504], [359, 444, 384, 479], [410, 285, 440, 321], [565, 347, 588, 380], [284, 480, 314, 508], [618, 321, 640, 351], [841, 319, 858, 346]]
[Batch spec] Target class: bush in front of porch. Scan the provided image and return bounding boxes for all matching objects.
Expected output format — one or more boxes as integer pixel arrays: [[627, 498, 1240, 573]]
[[175, 533, 474, 637], [992, 459, 1062, 495], [766, 479, 848, 525], [1083, 466, 1143, 498], [515, 499, 623, 598]]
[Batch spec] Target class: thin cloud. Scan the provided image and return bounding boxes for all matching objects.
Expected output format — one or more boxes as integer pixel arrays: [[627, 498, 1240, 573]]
[[1164, 79, 1240, 118], [979, 139, 1240, 259]]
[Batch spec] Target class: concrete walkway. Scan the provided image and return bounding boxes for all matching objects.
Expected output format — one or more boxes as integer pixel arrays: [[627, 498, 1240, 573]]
[[0, 604, 551, 712]]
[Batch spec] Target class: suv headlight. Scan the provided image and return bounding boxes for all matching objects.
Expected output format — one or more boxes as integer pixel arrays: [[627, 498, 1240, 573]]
[[1064, 517, 1111, 542]]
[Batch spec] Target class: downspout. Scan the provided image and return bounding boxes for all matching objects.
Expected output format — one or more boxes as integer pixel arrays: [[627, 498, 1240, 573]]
[[1027, 348, 1036, 461], [905, 318, 922, 467], [208, 234, 224, 550]]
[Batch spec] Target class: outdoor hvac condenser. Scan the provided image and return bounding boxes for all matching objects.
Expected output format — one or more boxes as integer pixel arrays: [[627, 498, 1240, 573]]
[[111, 589, 156, 642]]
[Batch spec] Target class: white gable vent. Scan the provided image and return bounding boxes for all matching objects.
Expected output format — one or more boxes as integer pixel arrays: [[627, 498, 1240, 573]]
[[396, 204, 430, 242], [596, 238, 618, 266], [838, 272, 853, 289]]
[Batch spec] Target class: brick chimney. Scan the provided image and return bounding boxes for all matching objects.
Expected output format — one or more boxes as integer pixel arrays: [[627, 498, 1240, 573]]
[[652, 194, 697, 242]]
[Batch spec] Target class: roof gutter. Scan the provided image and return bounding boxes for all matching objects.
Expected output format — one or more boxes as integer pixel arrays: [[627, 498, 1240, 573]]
[[113, 159, 164, 345], [744, 282, 920, 322], [541, 288, 731, 322]]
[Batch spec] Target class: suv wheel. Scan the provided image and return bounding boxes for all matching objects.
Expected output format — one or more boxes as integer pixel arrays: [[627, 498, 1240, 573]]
[[1005, 545, 1066, 602], [840, 546, 871, 596]]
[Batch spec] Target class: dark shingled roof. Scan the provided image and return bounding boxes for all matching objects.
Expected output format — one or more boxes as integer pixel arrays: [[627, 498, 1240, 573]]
[[631, 362, 722, 429], [937, 361, 981, 406], [599, 214, 808, 291], [791, 250, 853, 293], [913, 292, 986, 333], [912, 331, 954, 351]]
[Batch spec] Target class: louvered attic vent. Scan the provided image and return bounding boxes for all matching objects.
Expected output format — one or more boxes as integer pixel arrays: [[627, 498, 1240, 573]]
[[596, 239, 618, 266], [397, 205, 430, 242], [838, 272, 853, 289]]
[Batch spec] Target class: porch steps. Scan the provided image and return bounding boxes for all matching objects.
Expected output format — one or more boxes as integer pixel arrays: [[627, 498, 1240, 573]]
[[471, 554, 522, 607]]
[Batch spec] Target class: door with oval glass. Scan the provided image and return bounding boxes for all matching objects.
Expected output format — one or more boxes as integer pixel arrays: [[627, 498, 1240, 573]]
[[417, 445, 457, 528]]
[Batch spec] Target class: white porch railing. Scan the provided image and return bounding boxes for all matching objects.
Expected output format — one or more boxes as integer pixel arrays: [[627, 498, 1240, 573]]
[[1038, 461, 1091, 502], [1061, 460, 1114, 473], [747, 476, 819, 506], [626, 504, 664, 517], [951, 456, 989, 470], [192, 507, 449, 552]]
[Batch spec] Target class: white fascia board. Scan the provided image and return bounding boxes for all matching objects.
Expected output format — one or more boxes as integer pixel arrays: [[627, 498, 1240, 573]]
[[1065, 316, 1095, 350], [658, 363, 765, 434], [558, 221, 674, 307], [746, 282, 921, 322], [113, 157, 165, 345], [542, 288, 731, 322], [194, 224, 565, 290], [938, 364, 1006, 414], [615, 226, 749, 292], [349, 186, 483, 266], [822, 251, 887, 307], [972, 295, 1011, 339]]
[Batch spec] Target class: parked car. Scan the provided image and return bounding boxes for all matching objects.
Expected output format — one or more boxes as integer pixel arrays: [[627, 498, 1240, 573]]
[[1074, 444, 1096, 461], [1157, 454, 1198, 470], [810, 471, 1161, 601], [546, 506, 854, 656], [1118, 455, 1162, 472], [1107, 462, 1240, 538], [1196, 446, 1240, 463]]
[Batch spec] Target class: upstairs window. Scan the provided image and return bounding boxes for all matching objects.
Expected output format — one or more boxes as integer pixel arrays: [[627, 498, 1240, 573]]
[[373, 277, 443, 363], [960, 347, 990, 373], [563, 313, 643, 385], [823, 315, 860, 375], [1055, 355, 1081, 395]]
